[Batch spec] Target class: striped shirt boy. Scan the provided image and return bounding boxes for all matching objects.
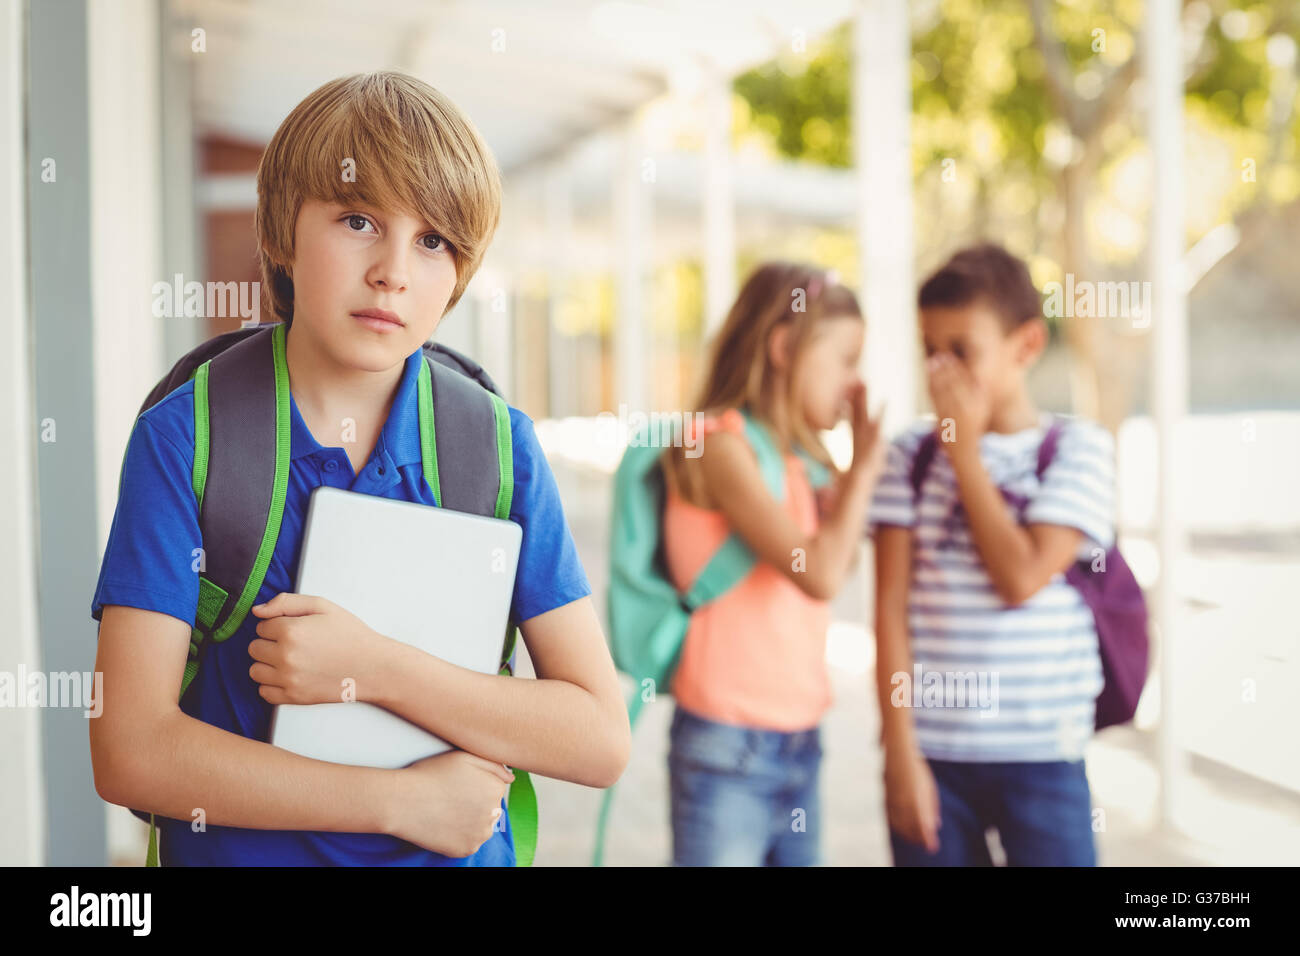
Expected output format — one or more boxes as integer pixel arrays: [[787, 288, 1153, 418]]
[[868, 412, 1116, 762]]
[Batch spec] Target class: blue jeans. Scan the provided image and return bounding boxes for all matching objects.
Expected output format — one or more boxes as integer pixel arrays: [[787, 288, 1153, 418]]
[[668, 704, 823, 866], [889, 758, 1097, 867]]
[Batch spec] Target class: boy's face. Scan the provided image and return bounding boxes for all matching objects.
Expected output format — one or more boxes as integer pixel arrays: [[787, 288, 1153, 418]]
[[919, 301, 1044, 412], [288, 198, 459, 371]]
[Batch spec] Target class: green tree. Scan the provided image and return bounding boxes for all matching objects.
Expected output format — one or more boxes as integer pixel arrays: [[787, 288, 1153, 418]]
[[733, 0, 1300, 429]]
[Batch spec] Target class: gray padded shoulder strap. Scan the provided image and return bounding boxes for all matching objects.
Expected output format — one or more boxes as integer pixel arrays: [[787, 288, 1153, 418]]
[[199, 326, 280, 631], [425, 354, 501, 517]]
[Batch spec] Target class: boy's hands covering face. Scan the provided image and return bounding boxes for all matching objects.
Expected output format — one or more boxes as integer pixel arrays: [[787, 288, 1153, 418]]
[[926, 352, 992, 453], [248, 593, 388, 706]]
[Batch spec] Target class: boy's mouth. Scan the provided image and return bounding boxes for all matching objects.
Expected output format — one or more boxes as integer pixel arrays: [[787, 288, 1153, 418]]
[[351, 308, 405, 330]]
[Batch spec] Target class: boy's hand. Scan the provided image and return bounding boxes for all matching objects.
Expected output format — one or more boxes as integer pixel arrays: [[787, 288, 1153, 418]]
[[926, 353, 991, 454], [884, 744, 942, 853], [248, 593, 390, 705], [387, 750, 514, 858]]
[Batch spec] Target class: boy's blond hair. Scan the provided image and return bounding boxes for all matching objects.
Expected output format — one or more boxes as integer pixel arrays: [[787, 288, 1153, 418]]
[[255, 71, 502, 326]]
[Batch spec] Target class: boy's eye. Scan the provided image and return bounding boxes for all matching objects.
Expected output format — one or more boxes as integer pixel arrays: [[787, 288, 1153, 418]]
[[952, 346, 966, 361], [343, 213, 452, 254]]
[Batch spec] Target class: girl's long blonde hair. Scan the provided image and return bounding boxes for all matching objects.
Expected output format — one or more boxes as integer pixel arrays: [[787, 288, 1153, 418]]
[[663, 261, 863, 495]]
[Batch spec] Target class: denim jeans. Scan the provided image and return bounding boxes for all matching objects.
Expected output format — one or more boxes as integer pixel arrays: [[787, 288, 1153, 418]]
[[889, 757, 1097, 867], [668, 704, 823, 866]]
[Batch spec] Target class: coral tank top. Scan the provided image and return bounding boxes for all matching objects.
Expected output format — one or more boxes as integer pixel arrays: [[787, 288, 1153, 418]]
[[662, 408, 832, 732]]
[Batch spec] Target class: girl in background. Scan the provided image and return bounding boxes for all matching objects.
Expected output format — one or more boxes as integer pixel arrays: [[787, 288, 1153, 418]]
[[658, 261, 886, 866]]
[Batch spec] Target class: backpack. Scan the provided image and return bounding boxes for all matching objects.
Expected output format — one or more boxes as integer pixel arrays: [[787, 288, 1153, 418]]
[[121, 321, 538, 866], [593, 407, 831, 865], [908, 416, 1149, 730]]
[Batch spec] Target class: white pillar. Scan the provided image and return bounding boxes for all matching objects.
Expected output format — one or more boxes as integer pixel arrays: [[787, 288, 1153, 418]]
[[160, 0, 202, 361], [854, 0, 916, 435], [1146, 0, 1190, 832], [614, 118, 649, 415], [702, 66, 736, 338], [91, 0, 165, 546], [90, 0, 166, 866], [0, 0, 46, 868], [545, 162, 575, 417], [474, 258, 514, 400]]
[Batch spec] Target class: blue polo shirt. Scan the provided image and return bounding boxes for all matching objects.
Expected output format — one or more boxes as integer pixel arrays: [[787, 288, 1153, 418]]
[[91, 343, 592, 866]]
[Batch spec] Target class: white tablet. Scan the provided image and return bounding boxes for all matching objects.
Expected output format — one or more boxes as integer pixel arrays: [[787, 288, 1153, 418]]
[[268, 485, 521, 769]]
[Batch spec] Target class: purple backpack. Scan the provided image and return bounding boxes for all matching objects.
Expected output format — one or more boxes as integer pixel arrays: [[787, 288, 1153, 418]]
[[909, 418, 1149, 730]]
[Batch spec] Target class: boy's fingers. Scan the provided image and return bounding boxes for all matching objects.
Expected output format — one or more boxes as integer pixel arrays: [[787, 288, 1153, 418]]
[[253, 592, 324, 617], [918, 811, 937, 851], [463, 752, 515, 782], [926, 791, 942, 850]]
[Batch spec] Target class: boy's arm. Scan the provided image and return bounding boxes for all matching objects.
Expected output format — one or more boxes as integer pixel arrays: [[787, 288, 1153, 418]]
[[91, 604, 397, 834], [873, 524, 942, 851], [366, 595, 631, 790], [946, 441, 1083, 606], [874, 525, 920, 753]]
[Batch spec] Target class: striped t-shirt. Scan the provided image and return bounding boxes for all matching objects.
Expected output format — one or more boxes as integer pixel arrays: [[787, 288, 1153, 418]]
[[868, 412, 1116, 762]]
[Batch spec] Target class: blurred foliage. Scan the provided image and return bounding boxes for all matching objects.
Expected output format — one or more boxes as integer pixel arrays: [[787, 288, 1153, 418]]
[[555, 0, 1300, 416], [733, 39, 853, 167], [652, 260, 704, 340], [731, 0, 1300, 276], [553, 272, 614, 337]]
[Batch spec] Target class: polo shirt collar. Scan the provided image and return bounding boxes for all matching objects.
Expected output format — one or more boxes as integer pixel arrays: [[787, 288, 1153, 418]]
[[288, 346, 426, 466]]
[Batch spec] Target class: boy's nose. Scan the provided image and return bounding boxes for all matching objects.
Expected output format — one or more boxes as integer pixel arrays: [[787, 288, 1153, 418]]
[[369, 247, 410, 292]]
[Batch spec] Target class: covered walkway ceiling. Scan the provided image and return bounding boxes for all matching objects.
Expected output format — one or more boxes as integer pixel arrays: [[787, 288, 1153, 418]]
[[181, 0, 856, 173]]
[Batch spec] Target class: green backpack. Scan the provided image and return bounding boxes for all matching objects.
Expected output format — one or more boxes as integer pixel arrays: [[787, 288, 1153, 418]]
[[123, 322, 537, 867], [593, 406, 831, 865]]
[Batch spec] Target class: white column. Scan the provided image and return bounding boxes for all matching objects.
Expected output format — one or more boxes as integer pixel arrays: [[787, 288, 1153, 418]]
[[91, 0, 165, 546], [614, 118, 649, 415], [0, 0, 46, 868], [160, 0, 202, 360], [854, 0, 916, 435], [474, 257, 514, 400], [90, 0, 167, 866], [702, 66, 736, 338], [545, 162, 575, 417], [1146, 0, 1190, 832]]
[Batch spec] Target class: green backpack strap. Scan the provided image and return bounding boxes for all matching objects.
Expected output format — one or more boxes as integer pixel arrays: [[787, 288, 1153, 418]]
[[147, 322, 292, 866], [592, 406, 789, 866]]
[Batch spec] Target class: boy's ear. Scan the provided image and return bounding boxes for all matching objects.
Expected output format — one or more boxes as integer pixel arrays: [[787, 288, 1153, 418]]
[[1011, 318, 1047, 366]]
